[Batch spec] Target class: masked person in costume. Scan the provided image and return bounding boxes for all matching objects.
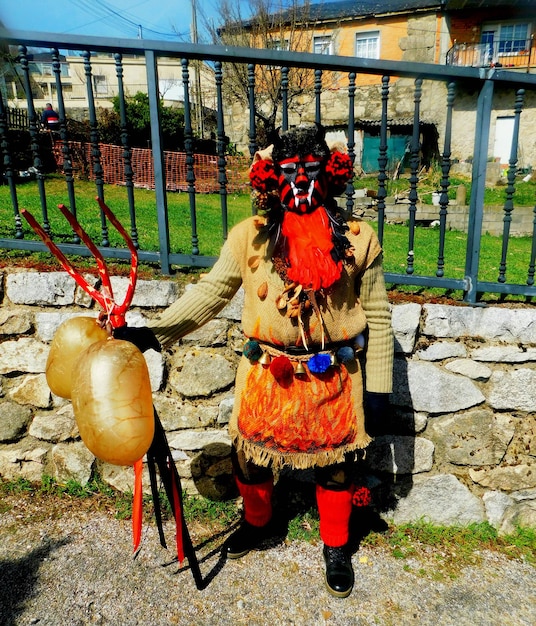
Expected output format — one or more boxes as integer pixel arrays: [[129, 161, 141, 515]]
[[119, 124, 394, 598]]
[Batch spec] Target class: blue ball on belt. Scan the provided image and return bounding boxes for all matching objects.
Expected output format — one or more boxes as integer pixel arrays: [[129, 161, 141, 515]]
[[243, 339, 263, 361], [307, 353, 332, 374]]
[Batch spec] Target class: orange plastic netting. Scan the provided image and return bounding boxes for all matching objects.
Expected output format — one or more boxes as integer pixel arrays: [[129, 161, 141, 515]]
[[52, 141, 251, 194]]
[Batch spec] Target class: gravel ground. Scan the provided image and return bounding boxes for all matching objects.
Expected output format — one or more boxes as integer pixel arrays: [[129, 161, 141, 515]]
[[1, 497, 535, 626]]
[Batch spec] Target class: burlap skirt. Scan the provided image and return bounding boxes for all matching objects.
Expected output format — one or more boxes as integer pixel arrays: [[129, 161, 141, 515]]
[[229, 355, 371, 470]]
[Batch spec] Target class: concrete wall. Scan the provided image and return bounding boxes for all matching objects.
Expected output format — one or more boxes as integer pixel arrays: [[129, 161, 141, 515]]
[[0, 269, 535, 533]]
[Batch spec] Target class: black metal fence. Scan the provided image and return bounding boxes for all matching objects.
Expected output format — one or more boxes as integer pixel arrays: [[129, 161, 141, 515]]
[[6, 107, 29, 130], [1, 28, 536, 303]]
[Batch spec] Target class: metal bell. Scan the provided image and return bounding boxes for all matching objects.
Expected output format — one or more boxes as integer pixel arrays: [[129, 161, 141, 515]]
[[258, 351, 272, 365], [330, 352, 338, 366], [295, 361, 306, 375]]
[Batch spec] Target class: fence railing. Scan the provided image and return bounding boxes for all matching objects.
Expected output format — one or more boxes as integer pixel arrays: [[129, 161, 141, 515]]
[[1, 28, 536, 303], [6, 107, 29, 130], [447, 37, 535, 70]]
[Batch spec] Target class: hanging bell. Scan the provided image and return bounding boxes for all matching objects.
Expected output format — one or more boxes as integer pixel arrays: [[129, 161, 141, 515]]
[[295, 361, 307, 376], [258, 351, 272, 365], [330, 352, 338, 367]]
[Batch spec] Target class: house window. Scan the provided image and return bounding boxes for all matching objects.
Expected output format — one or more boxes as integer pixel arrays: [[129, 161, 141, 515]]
[[28, 62, 70, 77], [481, 22, 530, 63], [355, 31, 380, 59], [93, 75, 108, 95], [267, 39, 289, 51], [51, 84, 73, 96], [28, 62, 51, 76], [498, 23, 529, 53], [314, 36, 333, 55]]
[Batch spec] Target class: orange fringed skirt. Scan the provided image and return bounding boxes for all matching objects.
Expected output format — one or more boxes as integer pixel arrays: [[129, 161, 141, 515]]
[[231, 359, 369, 470]]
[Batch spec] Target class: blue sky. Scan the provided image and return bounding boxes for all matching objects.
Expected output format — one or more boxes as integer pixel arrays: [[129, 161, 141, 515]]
[[0, 0, 245, 42]]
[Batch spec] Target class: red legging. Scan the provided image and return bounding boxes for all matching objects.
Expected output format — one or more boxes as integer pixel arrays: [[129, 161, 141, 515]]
[[235, 476, 273, 527], [232, 448, 354, 545], [235, 476, 353, 547], [315, 483, 354, 547]]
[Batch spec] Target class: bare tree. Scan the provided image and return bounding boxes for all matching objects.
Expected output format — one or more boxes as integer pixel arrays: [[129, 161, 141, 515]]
[[205, 0, 320, 146]]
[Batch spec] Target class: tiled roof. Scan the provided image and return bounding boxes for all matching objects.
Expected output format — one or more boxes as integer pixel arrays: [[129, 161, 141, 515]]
[[288, 1, 444, 22], [301, 0, 533, 20], [445, 0, 533, 9], [358, 117, 435, 126]]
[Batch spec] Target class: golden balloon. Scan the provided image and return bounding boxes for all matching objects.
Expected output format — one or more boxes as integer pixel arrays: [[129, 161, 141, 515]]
[[71, 339, 155, 466], [46, 316, 109, 399]]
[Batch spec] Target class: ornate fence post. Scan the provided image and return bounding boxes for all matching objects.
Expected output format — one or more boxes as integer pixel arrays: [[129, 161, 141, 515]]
[[406, 78, 423, 275], [182, 58, 199, 255], [18, 45, 50, 236], [83, 50, 106, 246], [436, 81, 456, 278], [115, 52, 138, 249], [377, 75, 390, 245], [0, 94, 23, 238], [215, 61, 229, 240]]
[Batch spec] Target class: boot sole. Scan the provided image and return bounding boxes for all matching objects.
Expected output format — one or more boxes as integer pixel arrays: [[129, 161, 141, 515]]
[[324, 574, 353, 598], [226, 547, 251, 559]]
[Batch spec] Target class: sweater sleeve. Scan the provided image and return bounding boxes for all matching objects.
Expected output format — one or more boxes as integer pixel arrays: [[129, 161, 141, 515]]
[[147, 240, 243, 349], [359, 255, 394, 393]]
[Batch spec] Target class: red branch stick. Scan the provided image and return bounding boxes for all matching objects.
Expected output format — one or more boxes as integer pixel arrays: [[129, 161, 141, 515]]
[[21, 200, 138, 328]]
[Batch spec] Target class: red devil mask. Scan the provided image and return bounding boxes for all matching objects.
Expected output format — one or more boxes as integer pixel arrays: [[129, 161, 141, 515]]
[[277, 154, 328, 213]]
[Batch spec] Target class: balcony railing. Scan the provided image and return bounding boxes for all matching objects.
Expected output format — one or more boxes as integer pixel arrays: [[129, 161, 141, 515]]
[[447, 37, 535, 69]]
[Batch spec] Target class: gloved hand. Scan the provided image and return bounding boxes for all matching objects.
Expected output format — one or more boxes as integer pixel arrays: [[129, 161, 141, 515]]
[[364, 392, 391, 437], [113, 325, 161, 353]]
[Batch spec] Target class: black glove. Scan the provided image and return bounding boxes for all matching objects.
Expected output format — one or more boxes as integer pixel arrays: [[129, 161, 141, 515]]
[[364, 392, 390, 437], [113, 325, 161, 353]]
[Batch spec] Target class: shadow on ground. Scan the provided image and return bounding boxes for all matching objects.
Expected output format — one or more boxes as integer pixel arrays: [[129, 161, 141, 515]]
[[0, 538, 70, 626]]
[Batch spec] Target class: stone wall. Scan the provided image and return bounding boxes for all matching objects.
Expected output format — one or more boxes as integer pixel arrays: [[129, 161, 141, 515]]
[[0, 269, 535, 534], [380, 201, 535, 237]]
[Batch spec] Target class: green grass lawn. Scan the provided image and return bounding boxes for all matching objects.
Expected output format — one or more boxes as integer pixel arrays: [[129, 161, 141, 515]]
[[356, 172, 536, 207], [1, 175, 253, 256], [379, 222, 535, 286]]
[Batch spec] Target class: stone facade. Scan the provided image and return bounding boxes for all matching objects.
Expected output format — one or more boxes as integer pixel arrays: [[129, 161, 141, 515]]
[[224, 9, 536, 168], [0, 269, 535, 533]]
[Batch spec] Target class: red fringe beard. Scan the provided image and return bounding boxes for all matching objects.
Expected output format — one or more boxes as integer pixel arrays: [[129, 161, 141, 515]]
[[281, 206, 342, 292]]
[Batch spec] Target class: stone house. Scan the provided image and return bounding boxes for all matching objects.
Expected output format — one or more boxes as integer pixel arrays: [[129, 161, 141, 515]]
[[445, 0, 536, 166], [3, 48, 216, 131], [224, 0, 536, 170]]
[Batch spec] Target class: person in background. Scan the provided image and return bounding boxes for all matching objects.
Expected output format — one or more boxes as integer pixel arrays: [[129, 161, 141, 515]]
[[118, 124, 394, 598], [41, 103, 60, 130]]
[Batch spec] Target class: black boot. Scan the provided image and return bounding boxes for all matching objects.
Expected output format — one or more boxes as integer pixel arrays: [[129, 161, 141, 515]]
[[323, 544, 354, 598], [226, 521, 271, 559]]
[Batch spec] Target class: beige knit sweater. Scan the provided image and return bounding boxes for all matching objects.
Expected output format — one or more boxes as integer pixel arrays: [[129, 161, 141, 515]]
[[149, 215, 394, 467]]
